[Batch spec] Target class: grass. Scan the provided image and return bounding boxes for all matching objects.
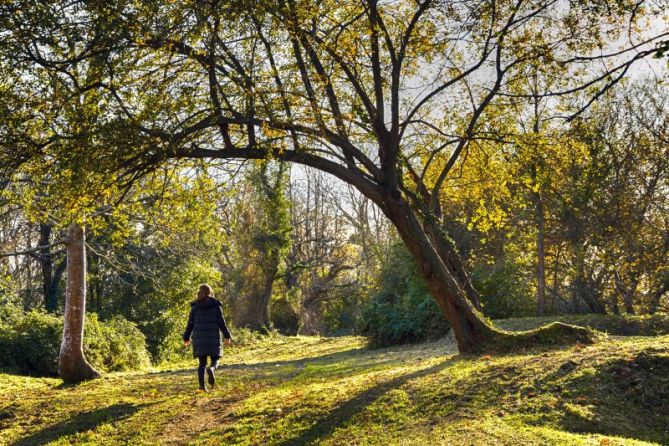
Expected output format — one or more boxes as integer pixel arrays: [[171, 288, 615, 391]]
[[496, 314, 669, 336], [1, 324, 668, 445]]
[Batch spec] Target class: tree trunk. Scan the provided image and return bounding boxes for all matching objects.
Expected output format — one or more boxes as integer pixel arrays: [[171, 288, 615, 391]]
[[298, 298, 326, 336], [649, 280, 669, 314], [572, 248, 606, 314], [58, 224, 100, 384], [610, 294, 620, 315], [258, 266, 275, 329], [423, 222, 482, 310], [623, 292, 636, 315], [236, 265, 276, 332], [38, 223, 59, 313], [623, 279, 637, 315], [382, 195, 496, 351], [533, 193, 547, 316], [381, 193, 595, 352]]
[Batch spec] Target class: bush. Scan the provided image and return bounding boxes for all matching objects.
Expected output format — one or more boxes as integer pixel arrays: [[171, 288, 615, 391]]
[[84, 314, 151, 372], [471, 261, 535, 319], [359, 243, 450, 346], [7, 311, 62, 375], [0, 306, 150, 376], [144, 311, 192, 364]]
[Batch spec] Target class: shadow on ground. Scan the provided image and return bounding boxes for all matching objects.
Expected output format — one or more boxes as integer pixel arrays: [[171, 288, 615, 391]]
[[272, 360, 451, 446], [11, 403, 146, 446], [559, 350, 669, 444]]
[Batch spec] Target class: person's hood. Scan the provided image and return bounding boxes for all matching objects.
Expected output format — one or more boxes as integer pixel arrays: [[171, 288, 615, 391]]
[[191, 296, 222, 309]]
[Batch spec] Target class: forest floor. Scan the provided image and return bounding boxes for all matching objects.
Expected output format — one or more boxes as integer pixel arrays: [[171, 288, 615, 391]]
[[1, 319, 668, 445]]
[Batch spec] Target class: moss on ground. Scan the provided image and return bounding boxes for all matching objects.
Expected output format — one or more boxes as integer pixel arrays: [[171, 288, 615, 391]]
[[496, 314, 669, 337], [1, 328, 668, 445]]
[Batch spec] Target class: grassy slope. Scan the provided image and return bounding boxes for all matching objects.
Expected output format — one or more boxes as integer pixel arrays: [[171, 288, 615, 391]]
[[1, 330, 668, 445]]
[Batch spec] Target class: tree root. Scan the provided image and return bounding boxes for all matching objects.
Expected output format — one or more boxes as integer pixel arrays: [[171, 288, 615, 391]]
[[58, 355, 101, 384], [477, 322, 603, 354]]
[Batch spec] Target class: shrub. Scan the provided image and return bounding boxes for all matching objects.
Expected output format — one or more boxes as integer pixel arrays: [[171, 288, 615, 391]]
[[359, 243, 450, 346], [144, 311, 192, 364], [85, 314, 151, 372], [0, 306, 150, 376], [7, 311, 62, 375], [471, 261, 535, 319]]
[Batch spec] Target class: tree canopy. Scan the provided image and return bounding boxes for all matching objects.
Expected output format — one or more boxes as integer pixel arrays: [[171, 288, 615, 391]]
[[1, 0, 667, 353]]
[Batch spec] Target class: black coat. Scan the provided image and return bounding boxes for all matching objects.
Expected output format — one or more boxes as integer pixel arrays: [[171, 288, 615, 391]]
[[182, 297, 232, 358]]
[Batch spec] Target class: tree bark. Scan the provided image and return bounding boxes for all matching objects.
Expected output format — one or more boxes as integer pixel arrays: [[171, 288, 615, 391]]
[[298, 298, 327, 336], [649, 280, 669, 314], [572, 248, 607, 314], [615, 274, 637, 315], [380, 193, 597, 352], [38, 223, 58, 313], [533, 192, 547, 316], [58, 224, 100, 384], [423, 222, 482, 310], [382, 194, 497, 352], [236, 265, 276, 332]]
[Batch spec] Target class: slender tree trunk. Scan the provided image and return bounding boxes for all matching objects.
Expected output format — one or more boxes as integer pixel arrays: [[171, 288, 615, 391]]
[[610, 294, 620, 315], [533, 193, 547, 316], [58, 224, 100, 383], [39, 223, 58, 313]]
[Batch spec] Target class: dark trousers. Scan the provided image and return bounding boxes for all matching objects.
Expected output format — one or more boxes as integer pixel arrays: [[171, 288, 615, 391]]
[[197, 355, 220, 389]]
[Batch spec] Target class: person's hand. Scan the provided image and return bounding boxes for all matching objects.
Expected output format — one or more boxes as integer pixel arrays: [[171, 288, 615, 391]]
[[183, 339, 190, 347], [224, 338, 233, 346]]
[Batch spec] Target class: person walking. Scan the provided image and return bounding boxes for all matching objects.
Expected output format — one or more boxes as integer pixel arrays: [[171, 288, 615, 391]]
[[183, 284, 233, 392]]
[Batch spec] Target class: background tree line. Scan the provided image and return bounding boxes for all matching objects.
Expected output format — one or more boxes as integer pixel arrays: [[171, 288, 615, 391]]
[[2, 79, 667, 366], [0, 0, 667, 380]]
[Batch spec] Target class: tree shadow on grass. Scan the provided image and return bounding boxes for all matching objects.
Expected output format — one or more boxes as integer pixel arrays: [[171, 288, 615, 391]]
[[11, 403, 147, 446], [273, 360, 451, 446], [446, 348, 669, 444], [557, 351, 669, 444], [140, 345, 437, 385]]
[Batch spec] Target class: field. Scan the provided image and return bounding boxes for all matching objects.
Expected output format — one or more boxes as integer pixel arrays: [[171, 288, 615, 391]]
[[1, 322, 668, 445]]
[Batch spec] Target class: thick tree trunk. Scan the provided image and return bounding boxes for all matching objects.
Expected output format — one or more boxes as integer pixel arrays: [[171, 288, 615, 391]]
[[423, 222, 482, 310], [258, 267, 275, 328], [572, 249, 606, 314], [382, 195, 496, 351], [236, 265, 276, 332], [298, 298, 326, 336], [649, 281, 669, 314], [623, 292, 636, 315], [58, 224, 100, 383], [381, 193, 595, 353]]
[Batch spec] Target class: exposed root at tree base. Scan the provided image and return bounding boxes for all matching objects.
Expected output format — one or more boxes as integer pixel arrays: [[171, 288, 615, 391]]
[[59, 363, 102, 384], [472, 322, 603, 354]]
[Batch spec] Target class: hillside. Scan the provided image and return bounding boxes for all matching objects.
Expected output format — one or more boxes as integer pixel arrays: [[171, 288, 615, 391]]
[[1, 330, 668, 445]]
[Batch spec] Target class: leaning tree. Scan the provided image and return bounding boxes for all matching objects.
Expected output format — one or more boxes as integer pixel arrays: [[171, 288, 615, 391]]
[[2, 0, 667, 352]]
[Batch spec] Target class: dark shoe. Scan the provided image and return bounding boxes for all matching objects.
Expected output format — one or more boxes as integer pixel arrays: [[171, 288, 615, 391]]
[[207, 367, 216, 387]]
